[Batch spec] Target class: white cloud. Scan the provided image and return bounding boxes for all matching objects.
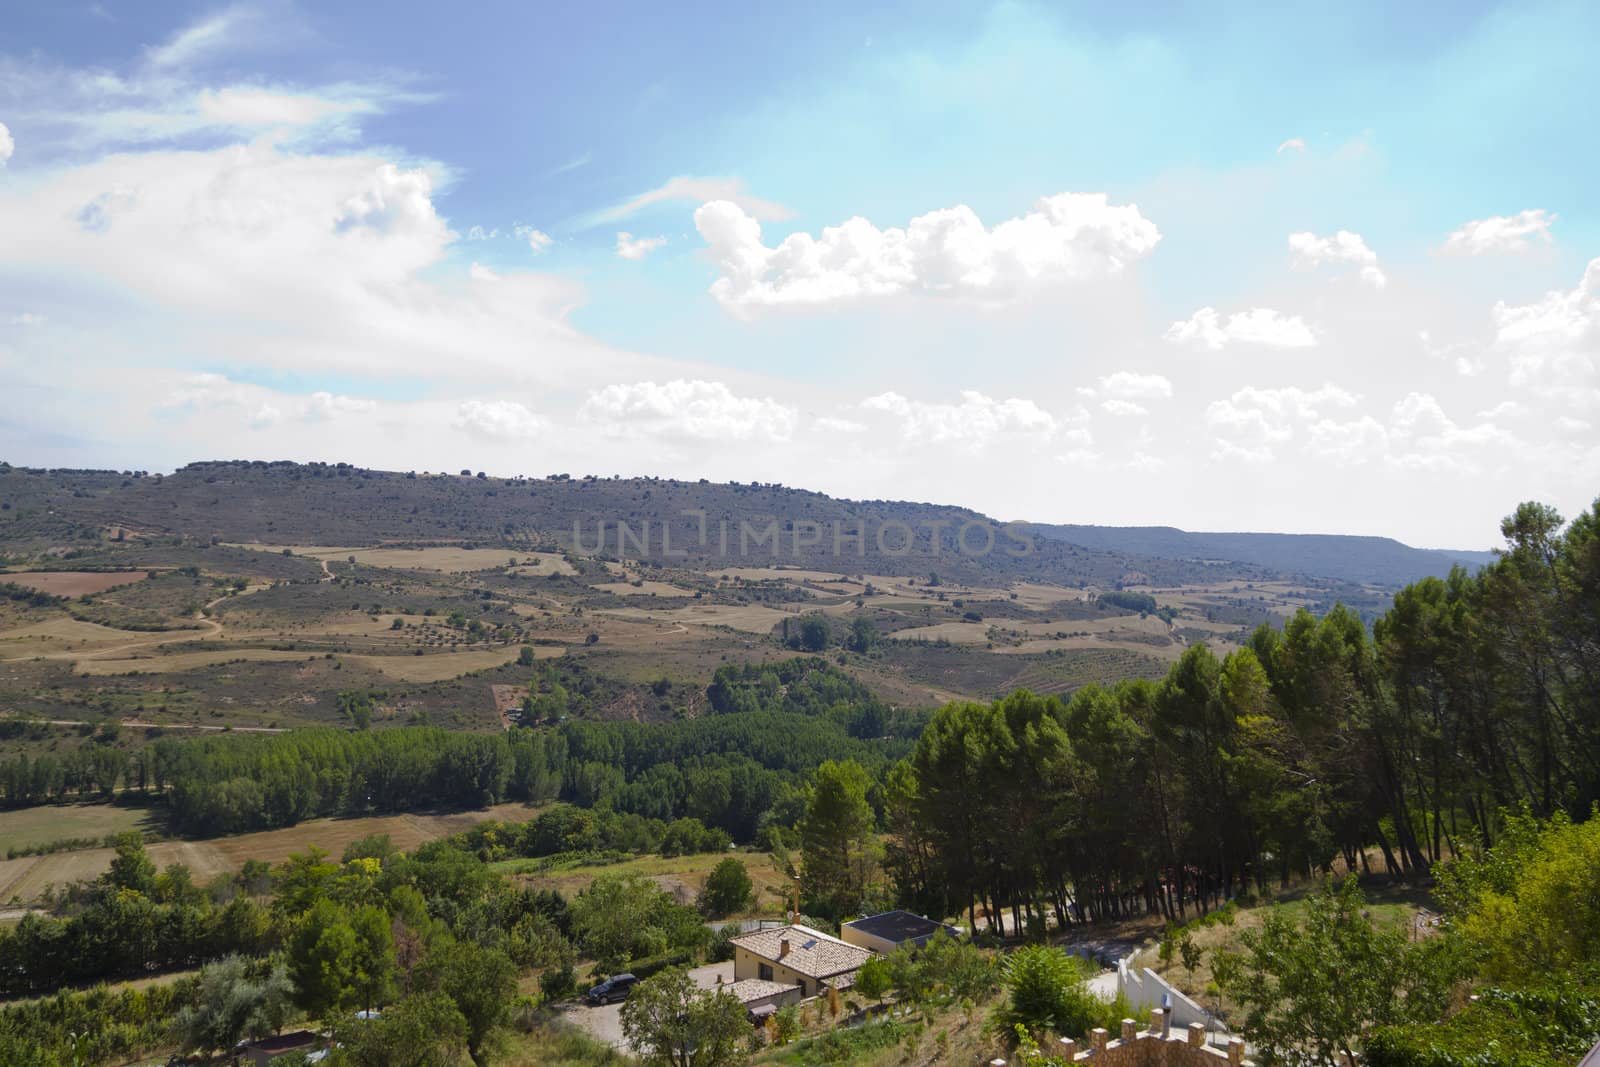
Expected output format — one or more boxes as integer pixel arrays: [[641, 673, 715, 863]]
[[1288, 230, 1387, 288], [454, 399, 544, 441], [466, 226, 499, 241], [589, 176, 793, 225], [581, 380, 797, 442], [812, 415, 867, 434], [616, 232, 667, 260], [196, 87, 374, 127], [8, 312, 42, 326], [1101, 399, 1148, 417], [694, 192, 1161, 315], [162, 373, 375, 424], [146, 10, 248, 69], [304, 391, 376, 420], [1491, 258, 1599, 393], [1098, 371, 1172, 399], [860, 390, 1057, 445], [526, 229, 553, 253], [1477, 400, 1526, 419], [1164, 306, 1317, 350], [1441, 209, 1556, 256], [1276, 138, 1306, 154], [1306, 415, 1388, 462], [469, 262, 499, 281], [0, 122, 12, 167], [1205, 384, 1359, 461]]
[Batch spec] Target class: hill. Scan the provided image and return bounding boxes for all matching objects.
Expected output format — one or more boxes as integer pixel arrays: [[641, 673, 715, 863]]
[[1031, 523, 1496, 587]]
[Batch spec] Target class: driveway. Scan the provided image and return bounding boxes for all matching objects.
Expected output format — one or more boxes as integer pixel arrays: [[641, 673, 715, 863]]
[[563, 961, 735, 1051]]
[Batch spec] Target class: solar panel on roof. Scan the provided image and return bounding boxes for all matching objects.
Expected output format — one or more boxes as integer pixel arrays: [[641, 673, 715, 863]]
[[801, 938, 817, 950]]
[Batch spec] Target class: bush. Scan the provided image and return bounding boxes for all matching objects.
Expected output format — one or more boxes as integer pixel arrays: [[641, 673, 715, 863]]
[[997, 944, 1107, 1041]]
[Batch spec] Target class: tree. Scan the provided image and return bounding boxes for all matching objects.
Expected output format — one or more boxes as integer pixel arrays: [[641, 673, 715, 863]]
[[173, 956, 295, 1056], [417, 941, 517, 1066], [996, 945, 1102, 1040], [1222, 878, 1462, 1067], [331, 992, 469, 1067], [349, 904, 398, 1013], [798, 760, 879, 918], [106, 831, 156, 895], [619, 967, 749, 1067], [697, 858, 754, 918], [289, 898, 359, 1021], [1180, 935, 1202, 983], [854, 956, 892, 1006]]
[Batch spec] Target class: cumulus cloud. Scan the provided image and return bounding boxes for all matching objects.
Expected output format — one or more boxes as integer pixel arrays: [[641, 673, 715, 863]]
[[589, 175, 793, 225], [1276, 137, 1306, 154], [1101, 399, 1148, 417], [580, 379, 797, 442], [162, 373, 376, 424], [0, 122, 12, 167], [304, 391, 376, 420], [1288, 230, 1387, 288], [693, 192, 1161, 315], [524, 228, 554, 253], [1441, 210, 1556, 256], [1164, 306, 1317, 350], [1098, 371, 1173, 399], [1205, 384, 1359, 461], [1491, 258, 1599, 393], [860, 390, 1057, 445], [1204, 383, 1520, 471], [454, 399, 544, 441], [616, 232, 667, 260]]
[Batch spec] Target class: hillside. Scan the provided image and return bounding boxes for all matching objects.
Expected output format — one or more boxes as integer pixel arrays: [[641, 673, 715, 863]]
[[1032, 523, 1496, 587], [0, 460, 1268, 589]]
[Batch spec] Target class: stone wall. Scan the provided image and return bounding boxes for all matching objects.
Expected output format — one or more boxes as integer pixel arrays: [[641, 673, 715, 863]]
[[989, 1010, 1250, 1067]]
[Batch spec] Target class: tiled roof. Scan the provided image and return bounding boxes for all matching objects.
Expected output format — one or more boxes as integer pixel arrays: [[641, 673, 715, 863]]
[[729, 923, 873, 979], [723, 978, 800, 1003], [842, 910, 959, 945]]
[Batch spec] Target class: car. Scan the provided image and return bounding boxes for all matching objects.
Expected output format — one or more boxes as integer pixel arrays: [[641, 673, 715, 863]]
[[585, 973, 638, 1005]]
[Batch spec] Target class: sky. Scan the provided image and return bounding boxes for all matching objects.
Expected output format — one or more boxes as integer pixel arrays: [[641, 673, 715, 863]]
[[1, 1, 1596, 549]]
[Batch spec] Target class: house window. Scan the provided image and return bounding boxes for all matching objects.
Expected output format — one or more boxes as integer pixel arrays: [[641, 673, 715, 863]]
[[758, 963, 773, 982]]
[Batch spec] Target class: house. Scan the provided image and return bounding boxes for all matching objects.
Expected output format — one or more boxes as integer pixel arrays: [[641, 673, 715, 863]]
[[718, 977, 804, 1022], [840, 910, 961, 954], [234, 1030, 326, 1066], [727, 923, 873, 998]]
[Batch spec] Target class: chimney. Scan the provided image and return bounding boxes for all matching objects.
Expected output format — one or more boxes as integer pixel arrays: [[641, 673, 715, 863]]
[[779, 938, 791, 959]]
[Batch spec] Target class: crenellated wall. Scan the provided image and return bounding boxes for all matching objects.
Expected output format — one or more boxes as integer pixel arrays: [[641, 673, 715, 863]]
[[988, 1010, 1250, 1067]]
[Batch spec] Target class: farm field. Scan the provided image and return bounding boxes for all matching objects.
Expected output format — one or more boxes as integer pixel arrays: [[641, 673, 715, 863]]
[[1, 571, 149, 596], [495, 849, 793, 911], [226, 544, 549, 573], [0, 802, 545, 903], [0, 802, 159, 855]]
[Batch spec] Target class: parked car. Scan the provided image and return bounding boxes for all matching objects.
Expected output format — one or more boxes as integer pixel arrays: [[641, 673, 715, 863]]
[[585, 973, 638, 1005]]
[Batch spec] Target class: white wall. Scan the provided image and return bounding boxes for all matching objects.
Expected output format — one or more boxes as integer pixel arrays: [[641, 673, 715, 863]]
[[1117, 959, 1229, 1035]]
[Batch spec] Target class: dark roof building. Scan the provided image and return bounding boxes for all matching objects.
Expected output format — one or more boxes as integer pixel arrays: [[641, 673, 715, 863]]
[[841, 910, 961, 953]]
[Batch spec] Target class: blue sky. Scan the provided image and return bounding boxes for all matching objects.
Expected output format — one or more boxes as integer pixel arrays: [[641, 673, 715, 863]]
[[1, 1, 1596, 546]]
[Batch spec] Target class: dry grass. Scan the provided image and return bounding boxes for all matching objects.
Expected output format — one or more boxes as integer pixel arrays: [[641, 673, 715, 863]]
[[0, 803, 157, 855], [0, 803, 545, 902], [595, 603, 792, 634], [228, 544, 535, 573], [591, 580, 697, 597], [1, 571, 150, 596], [502, 850, 792, 911], [76, 648, 314, 675], [344, 645, 538, 680]]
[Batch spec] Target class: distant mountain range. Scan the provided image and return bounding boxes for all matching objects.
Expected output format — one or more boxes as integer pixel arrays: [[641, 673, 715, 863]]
[[1030, 524, 1497, 588], [0, 459, 1495, 591]]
